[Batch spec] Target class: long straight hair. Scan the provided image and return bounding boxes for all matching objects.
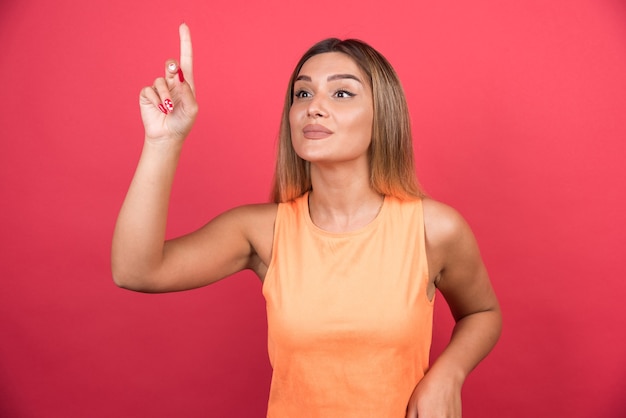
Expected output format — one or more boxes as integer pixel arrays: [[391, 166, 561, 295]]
[[271, 38, 423, 203]]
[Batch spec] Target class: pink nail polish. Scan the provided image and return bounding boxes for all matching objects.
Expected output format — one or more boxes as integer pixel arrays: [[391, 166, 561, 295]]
[[178, 68, 185, 83], [158, 104, 168, 114], [164, 99, 174, 112]]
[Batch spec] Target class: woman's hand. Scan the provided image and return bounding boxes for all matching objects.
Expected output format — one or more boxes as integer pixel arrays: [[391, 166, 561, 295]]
[[139, 23, 198, 143], [405, 368, 462, 418]]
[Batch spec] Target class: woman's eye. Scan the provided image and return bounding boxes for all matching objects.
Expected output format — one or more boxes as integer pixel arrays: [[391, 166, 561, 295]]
[[335, 90, 355, 98], [294, 90, 311, 99]]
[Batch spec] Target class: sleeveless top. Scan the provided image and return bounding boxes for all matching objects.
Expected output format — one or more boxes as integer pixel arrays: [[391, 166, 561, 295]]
[[262, 193, 434, 418]]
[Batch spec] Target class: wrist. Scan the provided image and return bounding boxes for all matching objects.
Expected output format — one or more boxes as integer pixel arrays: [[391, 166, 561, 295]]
[[426, 358, 467, 388], [139, 137, 185, 171], [145, 133, 186, 146], [143, 135, 185, 153]]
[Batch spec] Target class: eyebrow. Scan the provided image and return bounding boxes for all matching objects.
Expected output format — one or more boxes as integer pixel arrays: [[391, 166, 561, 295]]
[[295, 74, 363, 84]]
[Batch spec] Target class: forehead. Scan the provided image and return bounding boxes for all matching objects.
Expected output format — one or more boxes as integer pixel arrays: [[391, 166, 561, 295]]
[[297, 52, 367, 81]]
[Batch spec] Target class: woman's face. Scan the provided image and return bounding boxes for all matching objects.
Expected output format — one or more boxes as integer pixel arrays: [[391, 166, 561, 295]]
[[289, 52, 374, 166]]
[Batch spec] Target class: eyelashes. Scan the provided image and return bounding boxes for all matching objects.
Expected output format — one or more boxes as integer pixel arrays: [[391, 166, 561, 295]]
[[334, 90, 356, 98], [294, 89, 312, 99], [293, 89, 356, 99]]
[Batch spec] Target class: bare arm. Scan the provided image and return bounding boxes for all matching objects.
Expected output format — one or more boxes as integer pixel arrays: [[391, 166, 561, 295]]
[[111, 24, 273, 293], [407, 199, 502, 418]]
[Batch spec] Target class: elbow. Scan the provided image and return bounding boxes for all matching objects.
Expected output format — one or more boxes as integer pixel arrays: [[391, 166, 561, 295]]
[[111, 271, 132, 290], [111, 265, 138, 290], [110, 260, 157, 293], [111, 256, 130, 288], [110, 247, 164, 292]]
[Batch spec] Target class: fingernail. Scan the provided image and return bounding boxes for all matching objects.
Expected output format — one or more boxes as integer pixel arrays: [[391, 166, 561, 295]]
[[168, 62, 177, 72], [164, 99, 174, 112], [158, 104, 168, 114], [178, 68, 185, 83]]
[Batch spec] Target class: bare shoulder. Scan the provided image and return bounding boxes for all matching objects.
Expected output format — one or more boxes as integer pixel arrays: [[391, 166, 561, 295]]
[[421, 197, 474, 252], [222, 202, 278, 250], [225, 202, 278, 276], [421, 197, 499, 322], [421, 198, 485, 289], [225, 202, 278, 224]]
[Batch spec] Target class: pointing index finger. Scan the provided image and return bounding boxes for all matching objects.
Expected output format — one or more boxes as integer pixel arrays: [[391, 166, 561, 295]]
[[179, 23, 194, 90]]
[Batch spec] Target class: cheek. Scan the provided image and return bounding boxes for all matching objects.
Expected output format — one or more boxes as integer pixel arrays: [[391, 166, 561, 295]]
[[351, 107, 374, 137]]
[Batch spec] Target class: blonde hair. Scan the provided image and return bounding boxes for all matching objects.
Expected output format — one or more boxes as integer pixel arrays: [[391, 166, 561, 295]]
[[271, 38, 423, 203]]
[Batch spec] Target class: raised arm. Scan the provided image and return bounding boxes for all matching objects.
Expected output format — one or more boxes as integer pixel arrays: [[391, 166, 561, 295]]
[[406, 199, 502, 418], [111, 25, 273, 293]]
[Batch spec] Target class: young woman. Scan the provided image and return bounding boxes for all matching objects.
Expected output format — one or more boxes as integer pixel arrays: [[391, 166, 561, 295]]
[[112, 23, 501, 418]]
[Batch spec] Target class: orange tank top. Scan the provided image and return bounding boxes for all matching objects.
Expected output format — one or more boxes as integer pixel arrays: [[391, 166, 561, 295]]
[[262, 193, 433, 418]]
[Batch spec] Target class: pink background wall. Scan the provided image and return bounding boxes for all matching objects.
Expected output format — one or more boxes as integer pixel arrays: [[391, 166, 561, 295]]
[[1, 0, 625, 417]]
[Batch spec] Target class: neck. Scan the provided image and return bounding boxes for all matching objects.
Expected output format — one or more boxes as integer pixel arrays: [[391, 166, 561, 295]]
[[308, 163, 384, 232]]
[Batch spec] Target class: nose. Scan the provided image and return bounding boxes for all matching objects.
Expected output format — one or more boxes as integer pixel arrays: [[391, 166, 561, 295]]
[[306, 95, 328, 119]]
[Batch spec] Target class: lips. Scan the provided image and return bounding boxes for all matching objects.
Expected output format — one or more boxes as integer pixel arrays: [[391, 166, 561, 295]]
[[303, 124, 333, 139]]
